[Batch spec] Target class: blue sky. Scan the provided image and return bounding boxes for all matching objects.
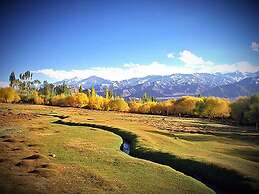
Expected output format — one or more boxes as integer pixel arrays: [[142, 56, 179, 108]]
[[0, 0, 259, 84]]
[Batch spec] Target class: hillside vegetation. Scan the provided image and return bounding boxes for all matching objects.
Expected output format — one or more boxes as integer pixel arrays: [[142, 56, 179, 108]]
[[1, 70, 259, 129]]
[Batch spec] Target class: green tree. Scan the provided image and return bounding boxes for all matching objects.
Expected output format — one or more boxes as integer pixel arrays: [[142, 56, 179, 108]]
[[9, 71, 16, 87], [141, 92, 157, 103], [245, 94, 259, 130], [230, 96, 250, 124], [54, 82, 70, 96], [86, 89, 91, 97], [79, 85, 83, 93], [39, 81, 55, 102], [91, 85, 96, 97], [105, 88, 113, 99], [17, 70, 41, 102]]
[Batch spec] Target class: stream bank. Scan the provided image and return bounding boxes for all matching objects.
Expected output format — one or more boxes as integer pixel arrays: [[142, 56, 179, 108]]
[[53, 119, 257, 194]]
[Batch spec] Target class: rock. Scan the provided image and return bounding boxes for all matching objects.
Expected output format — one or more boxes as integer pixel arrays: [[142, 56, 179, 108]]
[[49, 153, 56, 158]]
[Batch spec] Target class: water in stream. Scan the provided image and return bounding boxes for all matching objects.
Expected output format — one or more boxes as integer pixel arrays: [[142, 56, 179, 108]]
[[121, 141, 130, 154]]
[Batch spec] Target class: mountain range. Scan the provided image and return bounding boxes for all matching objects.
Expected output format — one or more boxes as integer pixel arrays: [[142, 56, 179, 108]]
[[54, 71, 259, 99]]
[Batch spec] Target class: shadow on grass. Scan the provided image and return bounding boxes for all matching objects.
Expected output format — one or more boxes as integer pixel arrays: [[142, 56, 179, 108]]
[[153, 126, 259, 145], [37, 113, 69, 119], [53, 119, 257, 194]]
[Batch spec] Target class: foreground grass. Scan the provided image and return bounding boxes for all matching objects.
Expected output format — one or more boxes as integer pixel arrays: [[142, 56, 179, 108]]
[[47, 105, 259, 193], [0, 103, 213, 194]]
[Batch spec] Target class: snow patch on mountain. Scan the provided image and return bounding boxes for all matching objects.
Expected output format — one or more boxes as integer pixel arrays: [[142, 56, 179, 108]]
[[53, 71, 259, 98]]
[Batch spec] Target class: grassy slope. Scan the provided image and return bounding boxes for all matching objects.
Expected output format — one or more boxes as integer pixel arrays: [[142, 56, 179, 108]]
[[0, 103, 213, 194], [57, 106, 259, 193]]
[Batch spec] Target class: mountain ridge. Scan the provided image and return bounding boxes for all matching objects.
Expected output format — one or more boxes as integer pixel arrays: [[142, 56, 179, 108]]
[[53, 71, 259, 99]]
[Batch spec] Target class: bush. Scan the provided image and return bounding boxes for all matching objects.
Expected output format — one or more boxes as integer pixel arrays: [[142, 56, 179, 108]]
[[33, 95, 45, 104], [174, 96, 201, 116], [88, 96, 103, 110], [201, 97, 230, 118], [150, 102, 162, 115], [244, 94, 259, 128], [230, 96, 250, 124], [138, 102, 156, 114], [51, 94, 67, 106], [29, 91, 44, 105], [66, 93, 89, 107], [102, 98, 110, 111], [108, 97, 129, 112], [128, 100, 142, 113], [0, 87, 20, 103], [152, 100, 175, 115]]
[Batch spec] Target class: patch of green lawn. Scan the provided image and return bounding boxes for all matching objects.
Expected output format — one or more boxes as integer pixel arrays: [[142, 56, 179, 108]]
[[0, 103, 214, 194], [2, 103, 259, 194], [41, 120, 213, 194]]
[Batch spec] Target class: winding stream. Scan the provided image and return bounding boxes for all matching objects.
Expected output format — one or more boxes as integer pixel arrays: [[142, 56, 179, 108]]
[[52, 119, 256, 194]]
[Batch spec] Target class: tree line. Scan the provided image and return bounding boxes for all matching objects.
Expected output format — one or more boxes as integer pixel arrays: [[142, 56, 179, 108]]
[[1, 71, 258, 129]]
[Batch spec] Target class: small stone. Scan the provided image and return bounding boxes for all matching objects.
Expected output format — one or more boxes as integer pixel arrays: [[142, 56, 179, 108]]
[[49, 153, 56, 158]]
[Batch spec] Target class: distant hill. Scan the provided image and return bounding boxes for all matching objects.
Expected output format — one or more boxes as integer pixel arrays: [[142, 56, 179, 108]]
[[202, 76, 259, 98], [54, 71, 259, 99]]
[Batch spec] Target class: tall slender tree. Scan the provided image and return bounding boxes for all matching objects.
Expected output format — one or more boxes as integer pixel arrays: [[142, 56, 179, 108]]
[[79, 85, 83, 93], [91, 85, 96, 97], [9, 72, 16, 87]]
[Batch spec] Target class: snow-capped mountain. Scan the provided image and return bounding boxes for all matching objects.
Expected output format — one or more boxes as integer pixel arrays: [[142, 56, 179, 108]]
[[54, 77, 82, 86], [54, 76, 112, 89], [53, 71, 259, 99], [202, 76, 259, 98]]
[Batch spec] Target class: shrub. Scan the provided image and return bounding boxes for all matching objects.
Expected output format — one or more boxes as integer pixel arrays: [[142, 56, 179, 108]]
[[108, 97, 129, 112], [51, 94, 66, 106], [102, 98, 110, 111], [230, 96, 250, 124], [158, 100, 175, 115], [150, 103, 162, 115], [201, 97, 230, 118], [33, 95, 45, 104], [88, 96, 103, 110], [0, 87, 20, 103], [29, 91, 44, 105], [65, 93, 89, 107], [174, 96, 201, 116], [64, 96, 75, 107], [230, 94, 259, 129], [138, 102, 156, 114], [150, 100, 175, 115], [128, 100, 142, 113], [74, 92, 89, 107]]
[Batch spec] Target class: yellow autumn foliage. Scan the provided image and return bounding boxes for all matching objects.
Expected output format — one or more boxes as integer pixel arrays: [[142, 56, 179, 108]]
[[174, 96, 202, 115], [108, 97, 129, 112], [0, 87, 20, 103], [128, 100, 142, 113], [201, 97, 230, 118]]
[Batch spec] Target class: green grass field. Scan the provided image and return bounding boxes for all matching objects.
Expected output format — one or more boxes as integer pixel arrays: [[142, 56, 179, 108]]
[[0, 103, 259, 194]]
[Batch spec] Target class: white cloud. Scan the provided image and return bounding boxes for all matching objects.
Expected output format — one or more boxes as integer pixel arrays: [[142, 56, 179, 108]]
[[34, 62, 183, 81], [251, 41, 259, 52], [179, 50, 214, 66], [34, 61, 259, 81], [167, 53, 175, 59], [195, 61, 259, 73], [34, 50, 259, 81], [0, 81, 9, 87], [177, 50, 259, 73]]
